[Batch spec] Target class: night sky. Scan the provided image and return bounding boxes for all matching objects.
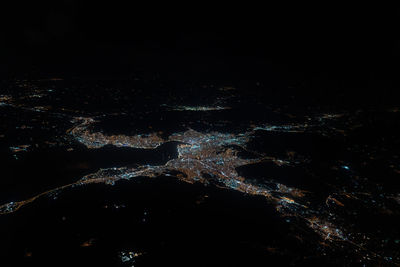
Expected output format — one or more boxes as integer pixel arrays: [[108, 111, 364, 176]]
[[2, 3, 399, 97]]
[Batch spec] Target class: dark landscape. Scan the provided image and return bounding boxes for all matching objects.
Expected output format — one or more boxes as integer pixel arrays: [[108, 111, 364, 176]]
[[1, 3, 400, 266]]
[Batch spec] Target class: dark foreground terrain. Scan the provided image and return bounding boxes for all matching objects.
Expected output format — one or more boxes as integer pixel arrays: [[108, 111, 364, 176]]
[[0, 71, 400, 266]]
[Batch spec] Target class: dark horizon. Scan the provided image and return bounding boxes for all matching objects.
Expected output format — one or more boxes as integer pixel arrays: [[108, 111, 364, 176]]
[[2, 3, 399, 91]]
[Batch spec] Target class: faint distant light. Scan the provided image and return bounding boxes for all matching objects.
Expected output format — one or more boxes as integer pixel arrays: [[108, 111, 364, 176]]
[[342, 165, 350, 170]]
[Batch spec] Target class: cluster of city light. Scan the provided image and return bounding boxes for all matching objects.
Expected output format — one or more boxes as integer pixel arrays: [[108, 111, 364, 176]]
[[2, 81, 394, 263], [1, 116, 349, 245]]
